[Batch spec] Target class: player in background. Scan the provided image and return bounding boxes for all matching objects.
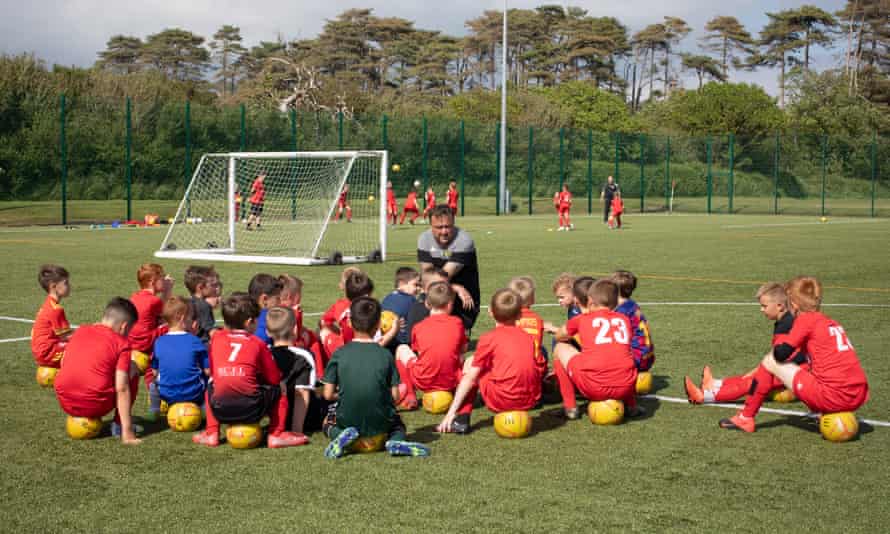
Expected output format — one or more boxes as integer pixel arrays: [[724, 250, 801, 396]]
[[720, 277, 869, 433], [246, 171, 266, 231], [400, 185, 420, 225], [422, 185, 436, 221], [386, 181, 398, 226], [608, 192, 624, 229], [555, 184, 573, 231], [446, 181, 459, 217], [32, 264, 74, 370], [335, 184, 352, 223]]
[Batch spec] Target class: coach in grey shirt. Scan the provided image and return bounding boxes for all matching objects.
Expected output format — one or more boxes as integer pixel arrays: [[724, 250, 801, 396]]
[[417, 204, 481, 331]]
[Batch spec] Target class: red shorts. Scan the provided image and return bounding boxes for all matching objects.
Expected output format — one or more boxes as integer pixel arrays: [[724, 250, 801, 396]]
[[792, 369, 869, 413], [57, 394, 116, 419], [338, 201, 349, 208], [388, 203, 398, 212], [558, 207, 570, 214], [567, 358, 637, 403], [406, 359, 460, 393], [403, 206, 418, 213], [478, 378, 538, 413]]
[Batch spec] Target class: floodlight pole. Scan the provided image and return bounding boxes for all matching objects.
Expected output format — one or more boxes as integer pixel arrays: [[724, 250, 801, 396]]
[[499, 0, 508, 215]]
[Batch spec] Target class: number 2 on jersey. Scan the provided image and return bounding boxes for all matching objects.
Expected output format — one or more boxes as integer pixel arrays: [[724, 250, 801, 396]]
[[227, 342, 243, 362], [592, 318, 629, 345]]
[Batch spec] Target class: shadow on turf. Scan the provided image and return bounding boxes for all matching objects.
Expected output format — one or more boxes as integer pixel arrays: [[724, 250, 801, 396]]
[[651, 374, 670, 394], [755, 415, 876, 440]]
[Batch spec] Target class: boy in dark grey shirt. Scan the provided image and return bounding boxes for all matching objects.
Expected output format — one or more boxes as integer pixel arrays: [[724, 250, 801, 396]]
[[183, 265, 221, 344]]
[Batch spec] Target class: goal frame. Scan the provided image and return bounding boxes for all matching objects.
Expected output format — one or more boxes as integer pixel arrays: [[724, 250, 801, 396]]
[[154, 150, 388, 265]]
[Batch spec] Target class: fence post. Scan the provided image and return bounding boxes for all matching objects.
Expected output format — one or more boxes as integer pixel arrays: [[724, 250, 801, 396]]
[[706, 136, 713, 214], [382, 114, 388, 150], [665, 136, 671, 210], [60, 94, 67, 225], [527, 126, 533, 215], [422, 117, 428, 201], [639, 133, 645, 213], [820, 135, 827, 217], [871, 130, 877, 217], [184, 100, 192, 217], [239, 103, 246, 151], [559, 127, 565, 189], [728, 134, 735, 214], [773, 133, 779, 215], [459, 120, 465, 216], [613, 132, 620, 182], [496, 122, 501, 216], [587, 129, 593, 215], [125, 97, 132, 221], [338, 111, 344, 150]]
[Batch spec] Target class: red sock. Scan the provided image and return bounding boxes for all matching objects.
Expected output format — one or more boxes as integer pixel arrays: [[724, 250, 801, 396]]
[[553, 359, 577, 410], [740, 364, 781, 418], [394, 359, 417, 402], [714, 375, 754, 402], [411, 212, 418, 223], [269, 393, 288, 435], [204, 389, 219, 434]]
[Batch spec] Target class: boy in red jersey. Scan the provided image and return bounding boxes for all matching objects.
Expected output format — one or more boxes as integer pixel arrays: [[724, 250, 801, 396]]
[[436, 289, 541, 434], [192, 292, 307, 448], [246, 171, 266, 230], [31, 265, 73, 370], [608, 192, 623, 229], [509, 276, 547, 378], [684, 283, 805, 406], [555, 184, 573, 231], [552, 279, 641, 420], [319, 269, 373, 357], [335, 184, 352, 223], [720, 276, 869, 433], [422, 185, 436, 221], [55, 298, 142, 445], [386, 181, 398, 225], [130, 263, 173, 418], [399, 185, 420, 225], [446, 181, 459, 216], [394, 282, 467, 411]]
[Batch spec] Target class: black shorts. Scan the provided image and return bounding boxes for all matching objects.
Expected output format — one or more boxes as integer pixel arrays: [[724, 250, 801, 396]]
[[250, 202, 264, 216], [208, 382, 279, 424]]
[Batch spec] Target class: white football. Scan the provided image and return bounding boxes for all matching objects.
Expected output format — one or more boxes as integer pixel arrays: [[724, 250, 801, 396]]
[[413, 180, 421, 188]]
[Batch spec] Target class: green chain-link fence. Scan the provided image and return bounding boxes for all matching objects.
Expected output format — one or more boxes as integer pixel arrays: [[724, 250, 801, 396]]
[[2, 95, 887, 224]]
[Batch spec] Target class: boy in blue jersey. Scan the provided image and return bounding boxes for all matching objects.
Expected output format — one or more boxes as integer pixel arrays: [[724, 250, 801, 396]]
[[381, 267, 421, 350], [610, 270, 654, 371], [248, 273, 282, 345], [151, 297, 209, 408]]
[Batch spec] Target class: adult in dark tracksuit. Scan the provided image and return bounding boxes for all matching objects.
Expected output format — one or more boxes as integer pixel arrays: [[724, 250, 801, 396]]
[[600, 175, 620, 223]]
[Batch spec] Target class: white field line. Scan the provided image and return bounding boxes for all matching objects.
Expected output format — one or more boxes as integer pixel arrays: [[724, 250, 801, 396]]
[[0, 316, 35, 324], [0, 336, 30, 344], [723, 219, 888, 229], [647, 394, 890, 428]]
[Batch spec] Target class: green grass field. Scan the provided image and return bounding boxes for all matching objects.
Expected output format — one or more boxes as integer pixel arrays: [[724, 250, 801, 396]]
[[1, 212, 888, 532]]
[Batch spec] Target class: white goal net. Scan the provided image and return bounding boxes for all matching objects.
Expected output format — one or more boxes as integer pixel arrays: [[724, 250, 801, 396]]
[[155, 151, 387, 265]]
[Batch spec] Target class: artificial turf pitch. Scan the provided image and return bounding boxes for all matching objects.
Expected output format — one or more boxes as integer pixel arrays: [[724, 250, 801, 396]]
[[0, 212, 888, 532]]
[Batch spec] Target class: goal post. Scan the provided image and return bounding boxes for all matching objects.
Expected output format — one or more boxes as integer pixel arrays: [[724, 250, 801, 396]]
[[155, 151, 388, 265]]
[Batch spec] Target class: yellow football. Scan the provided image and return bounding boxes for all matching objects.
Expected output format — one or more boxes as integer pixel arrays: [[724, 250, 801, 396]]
[[392, 164, 401, 173], [422, 390, 454, 415], [131, 350, 150, 375], [368, 195, 375, 202], [493, 410, 532, 439], [36, 366, 59, 388], [226, 423, 263, 449], [66, 416, 103, 440], [166, 402, 203, 432], [635, 371, 653, 395], [588, 399, 625, 425], [351, 433, 387, 453], [819, 412, 859, 442], [770, 388, 797, 403], [379, 310, 397, 334]]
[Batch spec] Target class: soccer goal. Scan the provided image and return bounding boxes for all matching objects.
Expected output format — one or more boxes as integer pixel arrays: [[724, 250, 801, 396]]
[[155, 151, 387, 265]]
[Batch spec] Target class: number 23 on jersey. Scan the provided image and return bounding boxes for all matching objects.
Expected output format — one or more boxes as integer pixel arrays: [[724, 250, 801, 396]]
[[592, 317, 629, 345]]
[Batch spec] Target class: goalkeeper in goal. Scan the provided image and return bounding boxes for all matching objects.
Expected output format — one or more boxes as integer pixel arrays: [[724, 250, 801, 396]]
[[246, 171, 266, 231]]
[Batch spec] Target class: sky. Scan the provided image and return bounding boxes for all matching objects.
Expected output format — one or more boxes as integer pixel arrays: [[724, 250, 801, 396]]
[[0, 0, 848, 96]]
